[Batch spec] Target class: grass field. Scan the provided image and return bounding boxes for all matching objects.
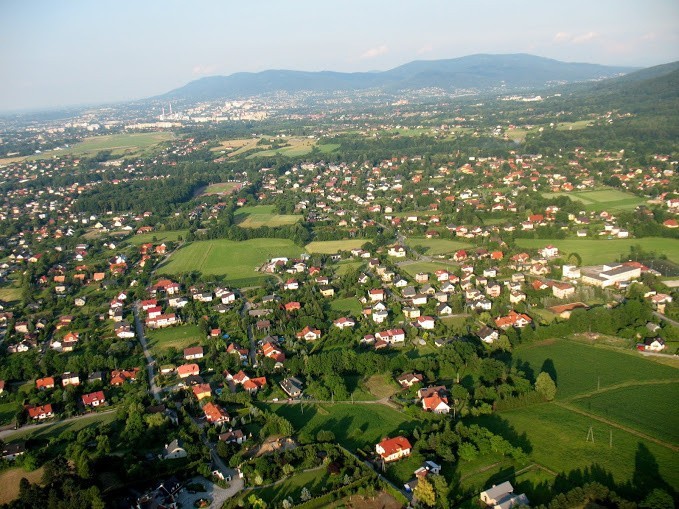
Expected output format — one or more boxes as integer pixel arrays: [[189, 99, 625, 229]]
[[329, 297, 362, 315], [335, 261, 363, 276], [200, 182, 242, 196], [515, 237, 679, 265], [572, 384, 679, 445], [234, 205, 301, 228], [147, 324, 203, 355], [306, 239, 368, 254], [160, 238, 304, 284], [513, 339, 679, 400], [0, 286, 22, 303], [4, 411, 116, 442], [128, 229, 188, 245], [271, 403, 416, 451], [401, 260, 459, 277], [0, 401, 20, 425], [0, 467, 44, 505], [256, 467, 330, 504], [474, 404, 679, 490], [363, 374, 398, 399], [10, 132, 175, 162], [245, 139, 339, 158], [542, 188, 646, 211], [405, 237, 471, 256]]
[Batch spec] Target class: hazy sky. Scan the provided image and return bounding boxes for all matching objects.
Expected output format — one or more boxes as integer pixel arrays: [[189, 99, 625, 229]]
[[1, 0, 678, 112]]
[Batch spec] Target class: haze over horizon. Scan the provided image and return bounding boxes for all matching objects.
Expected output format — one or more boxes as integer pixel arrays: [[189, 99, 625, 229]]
[[1, 0, 678, 112]]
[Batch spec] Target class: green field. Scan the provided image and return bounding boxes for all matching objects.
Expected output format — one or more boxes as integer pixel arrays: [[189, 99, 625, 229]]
[[474, 404, 679, 490], [270, 403, 416, 451], [23, 132, 174, 160], [0, 286, 22, 303], [515, 237, 679, 265], [334, 261, 363, 276], [3, 411, 116, 442], [572, 384, 679, 445], [306, 239, 368, 254], [513, 340, 679, 400], [401, 260, 459, 277], [160, 238, 304, 284], [0, 401, 19, 425], [405, 237, 471, 256], [246, 141, 339, 158], [234, 205, 301, 228], [128, 229, 188, 245], [200, 182, 241, 195], [256, 468, 330, 504], [329, 297, 363, 315], [542, 188, 646, 211], [147, 324, 203, 355]]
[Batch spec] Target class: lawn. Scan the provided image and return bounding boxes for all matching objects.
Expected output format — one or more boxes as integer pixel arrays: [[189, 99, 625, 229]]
[[335, 261, 364, 276], [0, 401, 20, 425], [147, 324, 203, 355], [306, 239, 368, 254], [128, 229, 188, 245], [4, 411, 116, 442], [571, 383, 679, 445], [362, 374, 398, 399], [473, 404, 679, 490], [513, 339, 679, 400], [159, 238, 304, 285], [329, 297, 362, 315], [0, 286, 22, 303], [256, 467, 330, 504], [401, 260, 459, 277], [234, 205, 301, 228], [542, 188, 646, 211], [405, 237, 471, 256], [270, 403, 416, 451], [514, 237, 679, 265]]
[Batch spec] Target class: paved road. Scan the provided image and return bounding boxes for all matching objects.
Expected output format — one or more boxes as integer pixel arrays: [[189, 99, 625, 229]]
[[133, 302, 161, 401], [653, 311, 679, 328], [0, 409, 116, 440], [240, 300, 256, 365]]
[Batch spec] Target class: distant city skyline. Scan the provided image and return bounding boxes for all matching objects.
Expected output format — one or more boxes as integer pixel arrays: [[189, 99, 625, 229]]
[[1, 0, 678, 112]]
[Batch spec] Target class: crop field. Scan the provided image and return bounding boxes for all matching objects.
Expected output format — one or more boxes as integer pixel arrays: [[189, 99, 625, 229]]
[[147, 324, 203, 355], [306, 239, 368, 254], [513, 339, 679, 400], [271, 403, 417, 451], [515, 237, 679, 265], [160, 238, 304, 284], [542, 188, 646, 211], [405, 237, 471, 256], [128, 229, 188, 245], [571, 383, 679, 445], [234, 205, 301, 228]]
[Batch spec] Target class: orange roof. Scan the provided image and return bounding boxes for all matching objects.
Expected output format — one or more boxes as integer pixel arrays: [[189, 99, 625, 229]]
[[177, 363, 200, 377], [377, 436, 412, 457]]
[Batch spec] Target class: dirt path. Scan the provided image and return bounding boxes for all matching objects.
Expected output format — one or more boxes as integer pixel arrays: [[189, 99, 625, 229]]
[[565, 378, 678, 401], [554, 402, 679, 452]]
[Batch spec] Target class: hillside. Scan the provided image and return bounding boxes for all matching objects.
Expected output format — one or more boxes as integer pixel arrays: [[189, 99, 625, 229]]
[[158, 53, 634, 101]]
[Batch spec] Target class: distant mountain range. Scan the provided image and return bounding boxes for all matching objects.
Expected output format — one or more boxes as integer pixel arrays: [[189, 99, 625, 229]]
[[158, 54, 637, 101]]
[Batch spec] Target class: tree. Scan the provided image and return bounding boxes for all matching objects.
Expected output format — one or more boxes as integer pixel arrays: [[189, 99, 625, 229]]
[[300, 487, 312, 502], [414, 476, 436, 507], [246, 493, 267, 509], [640, 489, 674, 509], [535, 371, 557, 401]]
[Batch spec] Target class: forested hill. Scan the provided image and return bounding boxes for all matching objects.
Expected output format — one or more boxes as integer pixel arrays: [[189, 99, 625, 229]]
[[158, 53, 634, 101]]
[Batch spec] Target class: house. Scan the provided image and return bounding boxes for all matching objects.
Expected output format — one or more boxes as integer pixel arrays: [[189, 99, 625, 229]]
[[369, 288, 385, 302], [422, 393, 451, 414], [243, 377, 267, 393], [183, 346, 204, 360], [396, 372, 424, 388], [280, 376, 304, 398], [26, 404, 54, 420], [297, 326, 321, 341], [387, 245, 406, 258], [477, 326, 499, 344], [284, 301, 302, 312], [538, 245, 559, 258], [480, 481, 529, 509], [203, 402, 230, 425], [375, 328, 405, 344], [376, 436, 412, 462], [36, 376, 55, 390], [495, 311, 532, 329], [2, 442, 26, 461], [61, 372, 80, 386], [333, 317, 356, 329], [643, 337, 666, 352], [219, 429, 246, 444], [416, 316, 436, 329], [552, 282, 575, 299], [110, 368, 140, 385], [320, 286, 335, 298], [177, 363, 200, 378], [162, 439, 187, 460], [283, 278, 299, 291], [437, 303, 453, 316], [192, 383, 212, 400], [82, 391, 106, 407]]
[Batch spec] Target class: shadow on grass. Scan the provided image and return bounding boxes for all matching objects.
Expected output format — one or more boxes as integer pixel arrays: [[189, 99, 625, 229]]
[[466, 414, 533, 455]]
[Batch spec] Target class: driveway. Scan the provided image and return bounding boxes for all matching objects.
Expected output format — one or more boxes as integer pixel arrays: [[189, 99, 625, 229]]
[[175, 476, 242, 509]]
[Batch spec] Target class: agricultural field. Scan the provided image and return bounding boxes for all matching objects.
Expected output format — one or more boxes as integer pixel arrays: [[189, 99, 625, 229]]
[[0, 467, 44, 505], [128, 229, 188, 245], [159, 238, 304, 285], [271, 403, 417, 451], [147, 324, 203, 356], [513, 339, 679, 400], [542, 188, 646, 211], [571, 383, 679, 445], [246, 139, 339, 158], [234, 205, 301, 228], [515, 237, 679, 265], [305, 239, 368, 254], [405, 237, 471, 256], [329, 297, 363, 315]]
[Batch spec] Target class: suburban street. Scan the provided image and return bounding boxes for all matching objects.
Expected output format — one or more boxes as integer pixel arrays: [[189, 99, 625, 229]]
[[133, 302, 162, 402]]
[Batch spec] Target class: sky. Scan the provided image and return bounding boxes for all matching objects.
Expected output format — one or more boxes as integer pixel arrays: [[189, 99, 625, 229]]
[[1, 0, 678, 112]]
